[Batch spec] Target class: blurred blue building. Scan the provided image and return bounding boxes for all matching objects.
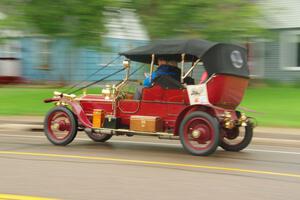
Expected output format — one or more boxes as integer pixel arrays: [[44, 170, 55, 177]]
[[252, 0, 300, 83], [0, 9, 148, 84], [20, 37, 147, 83]]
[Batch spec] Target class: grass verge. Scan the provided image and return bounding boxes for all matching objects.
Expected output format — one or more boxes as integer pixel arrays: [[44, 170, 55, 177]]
[[240, 86, 300, 127]]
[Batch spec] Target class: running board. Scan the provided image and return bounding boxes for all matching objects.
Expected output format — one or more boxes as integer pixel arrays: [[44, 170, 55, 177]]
[[86, 127, 178, 139]]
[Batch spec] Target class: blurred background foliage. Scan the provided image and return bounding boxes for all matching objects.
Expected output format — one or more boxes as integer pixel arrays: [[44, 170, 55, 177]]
[[0, 0, 265, 46], [128, 0, 265, 41], [0, 0, 109, 46]]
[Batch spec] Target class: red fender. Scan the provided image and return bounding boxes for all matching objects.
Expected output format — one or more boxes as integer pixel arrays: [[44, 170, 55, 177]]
[[64, 99, 93, 128], [45, 97, 92, 128]]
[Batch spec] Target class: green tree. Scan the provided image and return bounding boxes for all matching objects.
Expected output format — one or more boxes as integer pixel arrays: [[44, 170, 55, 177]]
[[0, 0, 264, 45], [128, 0, 264, 42], [0, 0, 111, 46]]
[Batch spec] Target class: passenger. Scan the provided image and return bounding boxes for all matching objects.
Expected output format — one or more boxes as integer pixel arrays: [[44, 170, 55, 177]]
[[143, 58, 181, 87], [134, 57, 181, 99]]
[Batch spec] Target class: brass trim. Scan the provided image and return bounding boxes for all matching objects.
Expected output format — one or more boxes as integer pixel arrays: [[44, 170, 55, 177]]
[[181, 53, 185, 83], [149, 54, 155, 82]]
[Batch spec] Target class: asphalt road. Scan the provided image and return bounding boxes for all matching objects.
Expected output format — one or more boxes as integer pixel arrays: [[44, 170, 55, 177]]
[[0, 128, 299, 200]]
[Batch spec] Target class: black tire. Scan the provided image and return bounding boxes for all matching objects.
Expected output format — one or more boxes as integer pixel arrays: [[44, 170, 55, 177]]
[[44, 106, 78, 146], [220, 125, 253, 152], [179, 111, 220, 156], [85, 131, 112, 142]]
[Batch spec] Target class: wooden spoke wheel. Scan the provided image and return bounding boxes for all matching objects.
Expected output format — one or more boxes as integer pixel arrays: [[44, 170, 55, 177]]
[[44, 106, 78, 145], [179, 111, 220, 156], [220, 125, 253, 152]]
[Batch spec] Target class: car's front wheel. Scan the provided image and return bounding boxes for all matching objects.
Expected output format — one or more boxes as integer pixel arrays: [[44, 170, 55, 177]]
[[44, 106, 78, 145]]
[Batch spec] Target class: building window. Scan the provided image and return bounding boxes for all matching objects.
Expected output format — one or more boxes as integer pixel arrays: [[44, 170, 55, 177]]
[[280, 30, 300, 71], [0, 39, 21, 77], [297, 40, 300, 67], [0, 39, 21, 59]]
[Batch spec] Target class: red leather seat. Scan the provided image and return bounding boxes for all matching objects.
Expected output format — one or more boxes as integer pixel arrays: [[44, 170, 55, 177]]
[[199, 71, 208, 84]]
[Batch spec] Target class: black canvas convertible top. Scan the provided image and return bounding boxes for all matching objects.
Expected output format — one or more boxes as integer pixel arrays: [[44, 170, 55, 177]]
[[120, 39, 249, 78]]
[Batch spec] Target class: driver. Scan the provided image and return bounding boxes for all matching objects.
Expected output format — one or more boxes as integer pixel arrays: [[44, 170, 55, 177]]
[[143, 57, 181, 87], [134, 57, 181, 99]]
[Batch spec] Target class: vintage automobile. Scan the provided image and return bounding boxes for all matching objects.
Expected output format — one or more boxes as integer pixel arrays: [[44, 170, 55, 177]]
[[43, 39, 255, 156]]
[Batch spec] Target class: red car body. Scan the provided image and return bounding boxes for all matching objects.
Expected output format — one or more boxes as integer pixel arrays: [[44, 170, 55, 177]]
[[63, 74, 248, 134], [43, 39, 254, 156]]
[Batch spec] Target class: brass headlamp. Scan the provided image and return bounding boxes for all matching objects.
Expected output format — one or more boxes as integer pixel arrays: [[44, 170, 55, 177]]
[[123, 59, 130, 68]]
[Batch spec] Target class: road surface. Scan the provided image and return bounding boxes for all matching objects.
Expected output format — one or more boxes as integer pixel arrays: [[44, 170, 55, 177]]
[[0, 127, 299, 200]]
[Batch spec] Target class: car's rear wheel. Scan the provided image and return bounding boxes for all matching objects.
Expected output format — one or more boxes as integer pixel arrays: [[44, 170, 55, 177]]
[[44, 106, 78, 145], [220, 125, 253, 152], [179, 111, 220, 156]]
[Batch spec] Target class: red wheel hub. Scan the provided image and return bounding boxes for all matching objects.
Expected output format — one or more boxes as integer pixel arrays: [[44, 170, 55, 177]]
[[47, 111, 72, 140], [183, 117, 215, 150], [57, 120, 70, 131], [191, 124, 211, 143]]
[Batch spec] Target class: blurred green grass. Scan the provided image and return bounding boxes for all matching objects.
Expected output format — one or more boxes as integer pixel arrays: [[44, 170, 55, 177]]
[[240, 86, 300, 128], [0, 87, 54, 116], [0, 87, 101, 116], [0, 86, 299, 127]]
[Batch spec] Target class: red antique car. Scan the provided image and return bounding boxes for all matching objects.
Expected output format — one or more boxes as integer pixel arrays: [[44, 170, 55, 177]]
[[43, 39, 255, 156]]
